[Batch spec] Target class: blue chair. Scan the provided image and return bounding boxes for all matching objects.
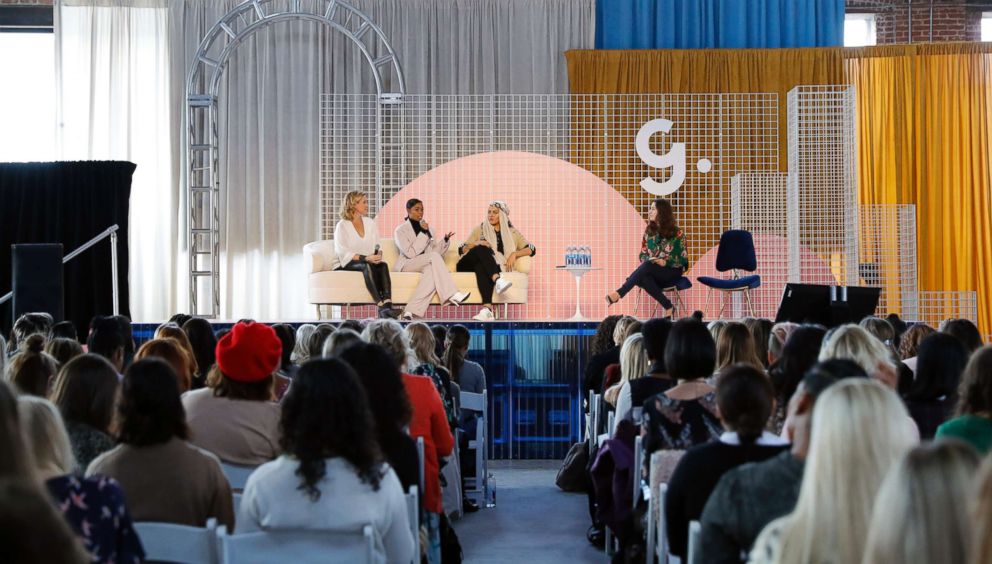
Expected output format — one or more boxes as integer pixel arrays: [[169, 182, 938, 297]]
[[696, 230, 761, 318], [636, 276, 693, 317]]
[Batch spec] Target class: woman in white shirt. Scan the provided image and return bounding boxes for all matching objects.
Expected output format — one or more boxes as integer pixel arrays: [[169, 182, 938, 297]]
[[239, 358, 414, 564], [333, 191, 400, 318]]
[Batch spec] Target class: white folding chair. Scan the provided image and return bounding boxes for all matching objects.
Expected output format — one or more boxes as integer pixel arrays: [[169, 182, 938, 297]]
[[216, 525, 379, 564], [588, 392, 602, 451], [416, 436, 425, 498], [232, 493, 242, 517], [406, 486, 420, 564], [632, 435, 643, 509], [220, 463, 257, 491], [134, 518, 220, 564], [656, 484, 669, 564], [460, 390, 490, 505], [687, 520, 702, 564]]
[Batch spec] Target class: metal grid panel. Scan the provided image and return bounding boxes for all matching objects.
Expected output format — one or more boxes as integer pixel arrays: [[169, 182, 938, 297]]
[[915, 291, 978, 327], [859, 205, 918, 320], [730, 173, 789, 319]]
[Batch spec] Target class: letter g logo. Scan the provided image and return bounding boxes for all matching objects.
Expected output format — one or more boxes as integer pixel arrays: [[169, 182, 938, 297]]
[[636, 119, 687, 197]]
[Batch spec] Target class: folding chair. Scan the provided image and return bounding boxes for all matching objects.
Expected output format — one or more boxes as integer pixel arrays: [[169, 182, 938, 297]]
[[696, 230, 761, 318], [216, 524, 379, 564], [460, 390, 490, 505], [687, 521, 702, 564], [636, 276, 692, 317], [406, 486, 420, 564], [134, 518, 220, 564], [232, 493, 242, 517], [220, 463, 257, 491]]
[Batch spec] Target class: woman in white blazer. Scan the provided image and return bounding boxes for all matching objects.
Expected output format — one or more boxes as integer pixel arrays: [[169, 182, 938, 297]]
[[393, 199, 470, 320], [333, 191, 400, 318]]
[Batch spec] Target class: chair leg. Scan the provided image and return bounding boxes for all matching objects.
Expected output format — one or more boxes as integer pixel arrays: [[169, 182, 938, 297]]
[[718, 292, 727, 319], [703, 288, 713, 319], [744, 289, 756, 317], [315, 304, 321, 320], [674, 289, 686, 318]]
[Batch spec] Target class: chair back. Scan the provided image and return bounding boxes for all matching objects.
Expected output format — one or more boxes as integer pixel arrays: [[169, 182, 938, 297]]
[[460, 390, 485, 413], [134, 518, 219, 564], [216, 525, 380, 564], [632, 435, 643, 509], [714, 230, 757, 272], [687, 520, 702, 564], [406, 487, 420, 563], [232, 493, 242, 517], [416, 436, 425, 497], [221, 463, 257, 491]]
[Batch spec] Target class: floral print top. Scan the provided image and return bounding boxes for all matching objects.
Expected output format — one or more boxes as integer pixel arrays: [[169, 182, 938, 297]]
[[412, 362, 458, 432], [639, 227, 689, 269], [46, 474, 145, 564]]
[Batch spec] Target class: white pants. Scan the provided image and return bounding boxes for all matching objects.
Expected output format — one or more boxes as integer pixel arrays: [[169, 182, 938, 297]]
[[401, 252, 458, 317]]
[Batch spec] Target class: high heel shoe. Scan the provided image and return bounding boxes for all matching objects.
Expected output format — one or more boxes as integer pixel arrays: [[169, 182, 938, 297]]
[[605, 293, 619, 307]]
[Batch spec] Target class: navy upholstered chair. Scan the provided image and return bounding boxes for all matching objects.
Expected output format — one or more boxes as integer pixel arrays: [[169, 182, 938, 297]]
[[696, 230, 760, 318], [638, 276, 693, 317]]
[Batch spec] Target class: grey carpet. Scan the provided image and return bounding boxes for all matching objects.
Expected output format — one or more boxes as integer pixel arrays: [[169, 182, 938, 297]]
[[453, 460, 604, 563]]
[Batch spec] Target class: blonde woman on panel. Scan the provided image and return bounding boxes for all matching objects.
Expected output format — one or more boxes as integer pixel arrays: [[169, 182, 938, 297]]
[[749, 379, 917, 564], [393, 199, 470, 320], [818, 324, 899, 389], [333, 191, 399, 319], [862, 441, 980, 564]]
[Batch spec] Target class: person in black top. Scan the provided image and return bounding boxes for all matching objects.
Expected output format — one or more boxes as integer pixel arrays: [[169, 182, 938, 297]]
[[665, 364, 789, 560], [618, 318, 675, 425], [583, 315, 622, 398], [905, 332, 968, 439]]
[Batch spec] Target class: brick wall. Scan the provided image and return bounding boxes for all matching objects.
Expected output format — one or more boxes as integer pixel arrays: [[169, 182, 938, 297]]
[[847, 0, 986, 43]]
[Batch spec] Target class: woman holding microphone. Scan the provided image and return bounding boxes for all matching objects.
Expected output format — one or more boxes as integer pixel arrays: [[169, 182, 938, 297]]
[[333, 190, 400, 318]]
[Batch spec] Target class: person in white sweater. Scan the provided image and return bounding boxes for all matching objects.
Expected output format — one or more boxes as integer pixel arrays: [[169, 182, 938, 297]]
[[238, 357, 414, 564], [333, 190, 400, 319]]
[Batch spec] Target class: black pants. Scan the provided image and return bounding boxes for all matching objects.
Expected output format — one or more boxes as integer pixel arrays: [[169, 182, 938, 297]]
[[457, 246, 501, 303], [339, 260, 392, 304], [617, 262, 683, 309]]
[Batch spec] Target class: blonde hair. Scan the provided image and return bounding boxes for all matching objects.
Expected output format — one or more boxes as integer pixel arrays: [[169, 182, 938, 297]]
[[293, 324, 317, 364], [17, 396, 75, 477], [613, 316, 638, 347], [715, 322, 764, 372], [135, 338, 195, 392], [605, 334, 649, 405], [756, 379, 915, 564], [972, 455, 992, 564], [339, 190, 367, 220], [707, 320, 728, 343], [819, 324, 895, 380], [405, 323, 440, 367], [863, 441, 979, 564], [362, 320, 412, 370]]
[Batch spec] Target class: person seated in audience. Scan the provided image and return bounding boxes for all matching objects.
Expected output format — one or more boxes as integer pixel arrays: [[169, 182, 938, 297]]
[[583, 315, 622, 398], [306, 323, 336, 361], [168, 313, 193, 328], [743, 318, 773, 369], [607, 334, 649, 429], [602, 316, 640, 394], [940, 318, 984, 354], [182, 317, 217, 389], [642, 318, 721, 457], [749, 379, 917, 563], [442, 323, 486, 512], [363, 319, 452, 564], [182, 321, 282, 465], [338, 343, 419, 494], [87, 358, 234, 530], [238, 358, 414, 561], [291, 323, 316, 365], [818, 323, 899, 389], [45, 337, 84, 367], [270, 323, 297, 381], [407, 323, 457, 431], [699, 359, 868, 563], [897, 323, 934, 369], [863, 441, 979, 564], [111, 315, 137, 370], [154, 324, 199, 374], [767, 326, 826, 435], [322, 328, 363, 358], [905, 332, 968, 439], [49, 321, 78, 342], [665, 364, 789, 561], [135, 338, 196, 392], [937, 345, 992, 454], [766, 322, 798, 367], [50, 354, 119, 470], [714, 322, 765, 375], [973, 454, 992, 563], [432, 325, 448, 360], [87, 316, 126, 373], [614, 318, 674, 431], [708, 319, 728, 344], [860, 316, 899, 359], [7, 312, 54, 355], [5, 334, 59, 396], [339, 319, 365, 333], [18, 396, 144, 563]]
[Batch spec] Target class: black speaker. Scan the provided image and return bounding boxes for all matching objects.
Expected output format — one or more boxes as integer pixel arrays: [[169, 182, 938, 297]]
[[12, 244, 64, 323]]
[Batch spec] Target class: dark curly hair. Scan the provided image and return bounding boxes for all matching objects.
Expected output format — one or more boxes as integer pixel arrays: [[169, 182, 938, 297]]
[[591, 315, 622, 356], [280, 358, 384, 501], [768, 325, 826, 406], [117, 358, 189, 447], [644, 198, 678, 238], [956, 345, 992, 417], [337, 342, 413, 451]]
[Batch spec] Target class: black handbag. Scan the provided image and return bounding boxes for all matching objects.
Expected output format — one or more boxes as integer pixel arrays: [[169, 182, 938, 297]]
[[556, 441, 590, 492]]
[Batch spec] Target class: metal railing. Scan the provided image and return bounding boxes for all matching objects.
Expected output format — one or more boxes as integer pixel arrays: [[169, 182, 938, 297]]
[[0, 225, 120, 315]]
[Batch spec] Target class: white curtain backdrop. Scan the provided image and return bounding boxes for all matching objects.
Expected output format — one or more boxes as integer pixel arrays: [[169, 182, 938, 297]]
[[59, 0, 594, 321]]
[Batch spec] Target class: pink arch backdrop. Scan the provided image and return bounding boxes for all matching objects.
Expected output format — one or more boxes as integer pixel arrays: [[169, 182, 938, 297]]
[[377, 151, 837, 321]]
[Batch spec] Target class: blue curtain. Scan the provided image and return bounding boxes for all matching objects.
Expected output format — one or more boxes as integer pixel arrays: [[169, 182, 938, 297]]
[[596, 0, 845, 49]]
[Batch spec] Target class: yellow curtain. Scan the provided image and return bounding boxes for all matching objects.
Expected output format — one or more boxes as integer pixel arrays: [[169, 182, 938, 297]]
[[846, 43, 992, 334]]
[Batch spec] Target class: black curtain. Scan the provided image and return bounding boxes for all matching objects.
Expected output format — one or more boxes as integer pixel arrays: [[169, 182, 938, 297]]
[[0, 161, 133, 340]]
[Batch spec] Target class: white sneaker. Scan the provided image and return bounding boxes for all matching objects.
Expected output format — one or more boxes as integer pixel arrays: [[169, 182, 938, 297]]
[[400, 311, 415, 321], [446, 291, 471, 306], [494, 277, 513, 295], [473, 307, 496, 321]]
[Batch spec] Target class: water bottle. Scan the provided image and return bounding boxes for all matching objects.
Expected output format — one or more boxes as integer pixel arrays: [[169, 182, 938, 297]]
[[566, 246, 574, 266], [585, 246, 592, 267]]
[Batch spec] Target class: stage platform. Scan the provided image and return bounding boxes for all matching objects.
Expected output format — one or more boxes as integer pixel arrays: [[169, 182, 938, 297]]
[[135, 321, 598, 460]]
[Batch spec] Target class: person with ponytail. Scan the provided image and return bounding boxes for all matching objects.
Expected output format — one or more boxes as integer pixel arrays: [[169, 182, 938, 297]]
[[4, 334, 59, 396], [664, 364, 789, 560]]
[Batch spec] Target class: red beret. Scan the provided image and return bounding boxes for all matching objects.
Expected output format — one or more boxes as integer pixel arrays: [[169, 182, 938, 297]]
[[215, 322, 282, 383]]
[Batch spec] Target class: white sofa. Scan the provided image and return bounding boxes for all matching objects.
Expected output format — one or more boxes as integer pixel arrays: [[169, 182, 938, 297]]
[[304, 238, 531, 318]]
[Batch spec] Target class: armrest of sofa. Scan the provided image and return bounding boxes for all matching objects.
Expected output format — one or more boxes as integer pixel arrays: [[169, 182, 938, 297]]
[[303, 240, 337, 274], [514, 255, 533, 274]]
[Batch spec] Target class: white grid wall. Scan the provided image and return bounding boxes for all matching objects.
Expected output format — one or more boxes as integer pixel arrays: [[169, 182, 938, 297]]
[[730, 173, 790, 319], [859, 205, 919, 320], [917, 291, 979, 328]]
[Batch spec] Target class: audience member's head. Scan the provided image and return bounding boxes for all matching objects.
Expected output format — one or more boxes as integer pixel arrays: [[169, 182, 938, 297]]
[[619, 334, 649, 387], [767, 322, 799, 366], [909, 332, 969, 402], [940, 318, 983, 354], [362, 320, 412, 371], [972, 455, 992, 564], [784, 358, 869, 453], [269, 323, 296, 372], [707, 319, 728, 344], [117, 358, 189, 447], [50, 354, 118, 437], [715, 364, 774, 444], [863, 441, 980, 564], [665, 318, 716, 382], [886, 313, 908, 345], [338, 319, 365, 334], [860, 316, 897, 356], [112, 315, 136, 366], [406, 322, 440, 367], [279, 358, 383, 500], [897, 323, 935, 360], [8, 312, 54, 355], [292, 324, 317, 364], [431, 325, 448, 358], [167, 313, 193, 328], [209, 321, 281, 401], [322, 328, 363, 358], [135, 338, 195, 392], [765, 379, 915, 563], [591, 315, 621, 355], [640, 318, 673, 369], [44, 338, 83, 367], [0, 381, 35, 479], [954, 345, 992, 418], [306, 324, 336, 360], [87, 316, 126, 372], [818, 324, 897, 388], [613, 316, 638, 347], [0, 477, 89, 563], [337, 342, 413, 439], [49, 321, 77, 342], [154, 324, 198, 372], [715, 322, 764, 372], [5, 335, 59, 396], [17, 396, 75, 478], [769, 325, 827, 405], [743, 318, 774, 368], [182, 318, 217, 378], [443, 324, 472, 382]]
